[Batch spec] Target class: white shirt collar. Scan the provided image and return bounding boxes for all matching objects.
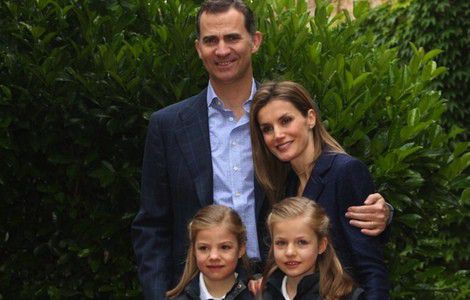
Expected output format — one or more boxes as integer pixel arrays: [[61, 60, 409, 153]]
[[281, 275, 293, 300], [198, 272, 238, 300]]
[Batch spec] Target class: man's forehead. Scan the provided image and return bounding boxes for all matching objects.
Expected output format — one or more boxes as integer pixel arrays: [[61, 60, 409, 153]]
[[198, 8, 247, 36]]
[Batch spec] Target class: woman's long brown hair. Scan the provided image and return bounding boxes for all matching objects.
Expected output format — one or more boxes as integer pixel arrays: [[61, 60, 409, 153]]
[[250, 81, 345, 204]]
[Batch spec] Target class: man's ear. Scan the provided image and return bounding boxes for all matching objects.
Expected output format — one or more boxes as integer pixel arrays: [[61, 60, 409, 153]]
[[195, 39, 202, 59], [251, 31, 263, 53], [318, 237, 328, 255]]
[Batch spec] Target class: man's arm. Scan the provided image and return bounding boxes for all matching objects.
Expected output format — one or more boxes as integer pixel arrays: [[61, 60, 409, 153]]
[[345, 193, 393, 237], [131, 113, 173, 300]]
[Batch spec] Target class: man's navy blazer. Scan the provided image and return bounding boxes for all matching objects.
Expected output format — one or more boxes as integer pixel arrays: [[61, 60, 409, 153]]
[[131, 88, 268, 300]]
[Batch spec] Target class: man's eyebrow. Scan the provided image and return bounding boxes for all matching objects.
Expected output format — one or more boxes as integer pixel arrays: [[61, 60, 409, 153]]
[[201, 35, 217, 42], [224, 33, 241, 38]]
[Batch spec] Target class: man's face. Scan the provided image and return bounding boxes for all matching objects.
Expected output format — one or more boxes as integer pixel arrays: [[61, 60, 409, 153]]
[[195, 8, 261, 86]]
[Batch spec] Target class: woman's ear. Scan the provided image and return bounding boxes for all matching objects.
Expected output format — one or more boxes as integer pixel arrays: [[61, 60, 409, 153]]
[[318, 237, 328, 254], [307, 109, 316, 129]]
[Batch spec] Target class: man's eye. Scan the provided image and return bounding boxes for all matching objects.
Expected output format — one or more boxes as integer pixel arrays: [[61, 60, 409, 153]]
[[203, 37, 217, 45], [226, 35, 240, 42]]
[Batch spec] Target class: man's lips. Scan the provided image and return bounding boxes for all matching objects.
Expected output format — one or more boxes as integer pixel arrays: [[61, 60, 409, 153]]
[[215, 58, 237, 67]]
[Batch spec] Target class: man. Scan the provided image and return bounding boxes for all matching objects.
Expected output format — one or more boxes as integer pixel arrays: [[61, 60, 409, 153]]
[[132, 1, 391, 299]]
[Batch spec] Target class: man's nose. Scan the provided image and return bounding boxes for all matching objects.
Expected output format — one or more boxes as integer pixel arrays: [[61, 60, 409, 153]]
[[215, 41, 230, 56]]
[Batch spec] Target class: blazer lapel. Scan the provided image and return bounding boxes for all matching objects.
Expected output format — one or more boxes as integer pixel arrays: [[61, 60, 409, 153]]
[[175, 89, 213, 207], [303, 152, 337, 201]]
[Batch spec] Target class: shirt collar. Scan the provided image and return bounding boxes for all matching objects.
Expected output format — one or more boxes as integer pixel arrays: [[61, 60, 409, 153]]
[[206, 79, 256, 111], [198, 272, 238, 300]]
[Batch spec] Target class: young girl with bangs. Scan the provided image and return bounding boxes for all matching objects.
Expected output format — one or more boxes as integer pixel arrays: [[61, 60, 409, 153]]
[[262, 197, 364, 300], [166, 205, 254, 300]]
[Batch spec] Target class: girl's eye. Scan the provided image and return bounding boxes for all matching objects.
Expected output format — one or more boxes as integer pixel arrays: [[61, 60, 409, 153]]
[[297, 239, 309, 246], [197, 245, 208, 251], [274, 240, 286, 246], [221, 244, 232, 250]]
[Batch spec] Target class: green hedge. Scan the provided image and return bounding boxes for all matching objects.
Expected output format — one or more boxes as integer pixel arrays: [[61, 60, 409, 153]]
[[358, 0, 470, 137], [1, 0, 468, 298]]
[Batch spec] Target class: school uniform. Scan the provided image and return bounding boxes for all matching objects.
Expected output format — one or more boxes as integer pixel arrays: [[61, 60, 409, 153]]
[[262, 269, 364, 300]]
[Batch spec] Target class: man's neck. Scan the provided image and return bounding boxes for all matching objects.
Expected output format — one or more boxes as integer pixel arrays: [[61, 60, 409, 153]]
[[210, 76, 253, 117]]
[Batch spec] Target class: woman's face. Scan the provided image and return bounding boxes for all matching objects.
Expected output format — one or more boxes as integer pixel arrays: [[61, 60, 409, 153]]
[[257, 99, 316, 164], [271, 216, 327, 281]]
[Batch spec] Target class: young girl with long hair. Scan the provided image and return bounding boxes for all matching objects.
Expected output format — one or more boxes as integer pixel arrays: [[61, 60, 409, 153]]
[[262, 197, 364, 300], [166, 205, 254, 300]]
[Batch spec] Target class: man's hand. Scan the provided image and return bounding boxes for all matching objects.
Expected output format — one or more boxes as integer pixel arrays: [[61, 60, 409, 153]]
[[345, 193, 390, 236]]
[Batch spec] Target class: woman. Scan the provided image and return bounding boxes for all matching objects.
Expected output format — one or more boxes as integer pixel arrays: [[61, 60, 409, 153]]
[[250, 81, 389, 299]]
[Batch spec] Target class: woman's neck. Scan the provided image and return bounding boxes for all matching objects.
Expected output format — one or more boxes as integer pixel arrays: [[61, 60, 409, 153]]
[[203, 273, 236, 298], [291, 137, 317, 196]]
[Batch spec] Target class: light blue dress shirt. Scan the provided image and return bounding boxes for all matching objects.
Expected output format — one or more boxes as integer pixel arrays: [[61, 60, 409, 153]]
[[207, 79, 260, 259]]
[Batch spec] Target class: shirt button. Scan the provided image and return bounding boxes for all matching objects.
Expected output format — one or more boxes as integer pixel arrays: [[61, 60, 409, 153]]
[[235, 191, 241, 197], [233, 166, 239, 171], [231, 141, 237, 146], [228, 117, 234, 122]]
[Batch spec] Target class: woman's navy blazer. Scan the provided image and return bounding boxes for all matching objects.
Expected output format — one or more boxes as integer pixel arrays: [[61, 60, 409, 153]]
[[285, 152, 390, 299]]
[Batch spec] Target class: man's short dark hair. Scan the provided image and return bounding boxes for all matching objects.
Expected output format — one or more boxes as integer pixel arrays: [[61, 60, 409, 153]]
[[196, 0, 257, 37]]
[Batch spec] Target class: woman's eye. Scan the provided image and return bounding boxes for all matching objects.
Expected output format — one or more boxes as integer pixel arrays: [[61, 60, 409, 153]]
[[197, 246, 208, 251], [260, 126, 272, 134], [281, 116, 292, 125]]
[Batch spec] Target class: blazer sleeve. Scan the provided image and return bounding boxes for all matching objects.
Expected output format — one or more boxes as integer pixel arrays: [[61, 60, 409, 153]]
[[335, 158, 390, 300], [131, 112, 173, 300]]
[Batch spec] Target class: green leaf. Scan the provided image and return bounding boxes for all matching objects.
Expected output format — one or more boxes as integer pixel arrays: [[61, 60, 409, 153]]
[[399, 214, 422, 228]]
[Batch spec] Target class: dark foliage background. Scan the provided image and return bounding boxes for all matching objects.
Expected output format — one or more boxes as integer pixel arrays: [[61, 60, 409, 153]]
[[1, 0, 468, 298], [358, 0, 470, 137]]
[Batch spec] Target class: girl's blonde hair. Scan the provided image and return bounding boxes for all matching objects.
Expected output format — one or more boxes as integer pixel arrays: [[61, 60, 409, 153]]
[[250, 81, 345, 204], [166, 205, 250, 298], [262, 197, 355, 300]]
